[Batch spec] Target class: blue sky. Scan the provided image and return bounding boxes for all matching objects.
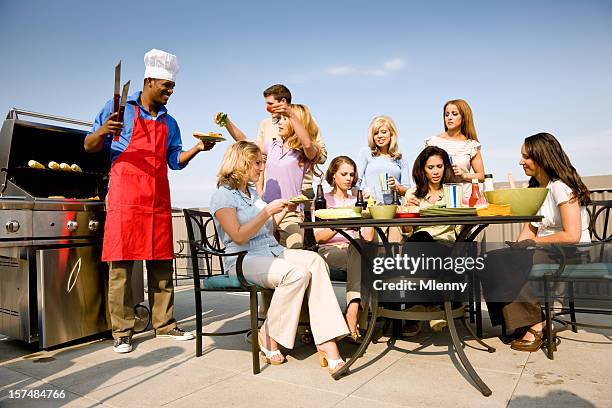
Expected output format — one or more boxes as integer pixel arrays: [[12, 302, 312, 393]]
[[2, 0, 611, 207]]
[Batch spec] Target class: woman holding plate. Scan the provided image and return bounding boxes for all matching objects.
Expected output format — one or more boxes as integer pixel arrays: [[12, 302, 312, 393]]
[[209, 141, 348, 374]]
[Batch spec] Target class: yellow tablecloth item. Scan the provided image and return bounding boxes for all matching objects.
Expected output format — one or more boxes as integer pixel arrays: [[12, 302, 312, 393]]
[[476, 204, 512, 216]]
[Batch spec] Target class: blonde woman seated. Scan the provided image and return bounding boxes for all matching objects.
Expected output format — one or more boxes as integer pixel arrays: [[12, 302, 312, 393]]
[[314, 156, 375, 342], [209, 141, 349, 375]]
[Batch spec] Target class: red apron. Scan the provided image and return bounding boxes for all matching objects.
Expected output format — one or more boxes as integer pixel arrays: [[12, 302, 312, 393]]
[[102, 104, 174, 261]]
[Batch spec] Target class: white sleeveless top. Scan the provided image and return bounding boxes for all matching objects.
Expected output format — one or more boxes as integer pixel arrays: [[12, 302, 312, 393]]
[[425, 135, 481, 203]]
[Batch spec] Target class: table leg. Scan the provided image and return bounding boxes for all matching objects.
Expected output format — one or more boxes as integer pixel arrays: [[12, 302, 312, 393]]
[[332, 299, 380, 380], [461, 315, 496, 353], [329, 229, 381, 379], [374, 226, 388, 243], [444, 301, 492, 397]]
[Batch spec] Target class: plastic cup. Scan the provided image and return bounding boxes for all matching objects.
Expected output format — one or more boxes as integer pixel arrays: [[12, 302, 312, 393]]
[[381, 190, 394, 205], [443, 183, 463, 208]]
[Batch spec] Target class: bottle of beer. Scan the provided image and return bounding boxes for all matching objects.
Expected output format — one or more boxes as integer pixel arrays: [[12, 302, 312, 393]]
[[314, 184, 327, 210], [355, 189, 366, 210], [392, 189, 402, 205]]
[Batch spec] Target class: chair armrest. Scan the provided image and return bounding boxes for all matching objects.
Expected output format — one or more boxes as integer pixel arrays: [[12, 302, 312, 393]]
[[188, 240, 246, 258], [527, 243, 567, 279]]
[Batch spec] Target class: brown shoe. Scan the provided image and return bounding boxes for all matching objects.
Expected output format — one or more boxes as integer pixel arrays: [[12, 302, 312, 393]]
[[510, 328, 543, 352]]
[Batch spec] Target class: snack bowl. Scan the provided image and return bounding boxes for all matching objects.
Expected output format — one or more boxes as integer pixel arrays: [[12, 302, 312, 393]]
[[369, 204, 398, 219], [484, 188, 548, 216]]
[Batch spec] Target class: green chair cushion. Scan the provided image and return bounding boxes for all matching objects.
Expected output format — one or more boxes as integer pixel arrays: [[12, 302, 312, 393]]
[[202, 275, 243, 289], [530, 263, 612, 279]]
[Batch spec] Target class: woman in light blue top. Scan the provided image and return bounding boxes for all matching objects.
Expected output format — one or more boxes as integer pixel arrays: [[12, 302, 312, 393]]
[[208, 141, 349, 375], [356, 115, 410, 203]]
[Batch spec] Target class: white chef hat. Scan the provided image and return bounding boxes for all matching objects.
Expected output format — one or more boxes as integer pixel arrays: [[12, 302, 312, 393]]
[[143, 49, 179, 82]]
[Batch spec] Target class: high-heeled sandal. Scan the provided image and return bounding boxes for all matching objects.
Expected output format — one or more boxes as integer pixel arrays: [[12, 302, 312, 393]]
[[318, 351, 346, 376], [510, 328, 544, 352], [346, 331, 363, 344], [257, 334, 285, 365]]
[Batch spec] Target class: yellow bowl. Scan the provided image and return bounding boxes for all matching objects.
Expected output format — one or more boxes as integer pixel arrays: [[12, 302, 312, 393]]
[[369, 204, 398, 219], [484, 188, 548, 216]]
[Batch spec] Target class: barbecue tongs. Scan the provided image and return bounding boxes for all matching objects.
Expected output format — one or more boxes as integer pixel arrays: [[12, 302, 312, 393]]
[[113, 61, 130, 141]]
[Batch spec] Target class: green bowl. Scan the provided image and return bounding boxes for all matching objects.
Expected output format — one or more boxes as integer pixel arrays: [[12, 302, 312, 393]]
[[369, 204, 398, 219], [484, 188, 548, 216]]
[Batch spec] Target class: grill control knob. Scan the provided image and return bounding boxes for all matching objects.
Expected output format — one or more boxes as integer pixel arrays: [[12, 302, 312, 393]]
[[6, 220, 20, 233], [88, 220, 100, 231], [66, 220, 79, 232]]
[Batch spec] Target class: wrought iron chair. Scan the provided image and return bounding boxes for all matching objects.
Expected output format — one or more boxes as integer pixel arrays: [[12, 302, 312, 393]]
[[532, 199, 612, 359], [183, 208, 273, 374]]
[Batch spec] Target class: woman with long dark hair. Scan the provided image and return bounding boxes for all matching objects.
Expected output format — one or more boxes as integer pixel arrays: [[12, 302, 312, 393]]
[[400, 146, 458, 335], [403, 146, 458, 242], [486, 132, 591, 352]]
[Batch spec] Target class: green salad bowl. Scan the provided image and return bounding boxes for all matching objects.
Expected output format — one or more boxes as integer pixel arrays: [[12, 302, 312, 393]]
[[484, 188, 548, 216], [369, 204, 398, 219]]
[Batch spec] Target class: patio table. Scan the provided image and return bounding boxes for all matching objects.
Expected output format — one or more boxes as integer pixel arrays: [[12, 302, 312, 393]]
[[300, 214, 542, 396]]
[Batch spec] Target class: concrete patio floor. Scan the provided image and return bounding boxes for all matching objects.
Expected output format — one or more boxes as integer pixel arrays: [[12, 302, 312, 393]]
[[1, 284, 611, 408]]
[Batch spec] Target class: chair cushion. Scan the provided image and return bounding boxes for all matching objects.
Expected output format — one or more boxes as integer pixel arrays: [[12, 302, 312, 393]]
[[329, 267, 347, 282], [530, 263, 612, 279], [202, 275, 243, 289]]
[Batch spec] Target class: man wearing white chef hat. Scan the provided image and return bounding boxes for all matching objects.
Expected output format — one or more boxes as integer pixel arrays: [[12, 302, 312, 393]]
[[85, 49, 215, 353]]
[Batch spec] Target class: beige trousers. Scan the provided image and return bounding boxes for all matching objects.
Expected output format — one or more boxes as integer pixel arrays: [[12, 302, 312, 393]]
[[317, 242, 369, 329], [317, 243, 362, 305], [276, 211, 304, 249], [108, 260, 176, 338], [231, 249, 348, 349]]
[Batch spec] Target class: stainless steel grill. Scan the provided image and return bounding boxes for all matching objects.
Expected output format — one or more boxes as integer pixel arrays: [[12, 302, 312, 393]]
[[0, 108, 143, 348]]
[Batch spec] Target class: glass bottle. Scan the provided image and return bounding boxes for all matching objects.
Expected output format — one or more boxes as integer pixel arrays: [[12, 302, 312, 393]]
[[314, 184, 327, 210], [392, 189, 402, 205], [355, 189, 366, 210], [469, 179, 487, 208], [483, 174, 494, 192]]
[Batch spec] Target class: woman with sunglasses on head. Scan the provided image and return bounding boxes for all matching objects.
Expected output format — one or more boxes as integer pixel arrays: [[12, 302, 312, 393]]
[[209, 141, 349, 374], [314, 156, 375, 342], [425, 99, 485, 205], [483, 132, 591, 352], [218, 103, 322, 249]]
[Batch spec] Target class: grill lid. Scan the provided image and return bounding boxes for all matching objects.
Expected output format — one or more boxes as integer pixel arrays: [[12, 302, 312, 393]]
[[1, 109, 110, 200]]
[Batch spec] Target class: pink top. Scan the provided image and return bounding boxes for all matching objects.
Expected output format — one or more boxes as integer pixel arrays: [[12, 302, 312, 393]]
[[316, 192, 358, 246], [262, 140, 310, 203]]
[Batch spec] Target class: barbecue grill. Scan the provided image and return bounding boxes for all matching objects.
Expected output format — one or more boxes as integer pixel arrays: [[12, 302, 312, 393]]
[[0, 108, 144, 348]]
